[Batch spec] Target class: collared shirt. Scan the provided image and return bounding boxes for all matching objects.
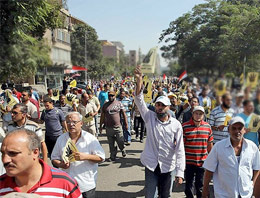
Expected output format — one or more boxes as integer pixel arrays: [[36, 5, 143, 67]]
[[51, 130, 105, 192], [117, 97, 132, 118], [208, 105, 234, 144], [78, 102, 97, 128], [0, 159, 82, 197], [134, 91, 185, 177], [25, 101, 38, 119], [203, 138, 260, 198], [7, 119, 44, 142], [182, 119, 213, 167]]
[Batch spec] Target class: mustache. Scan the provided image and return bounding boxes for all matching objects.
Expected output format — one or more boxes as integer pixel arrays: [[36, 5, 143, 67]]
[[4, 162, 15, 168]]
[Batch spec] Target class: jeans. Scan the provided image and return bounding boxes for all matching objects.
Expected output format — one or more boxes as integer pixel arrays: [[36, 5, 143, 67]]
[[134, 116, 145, 140], [145, 165, 172, 198], [122, 117, 131, 142], [185, 164, 205, 198]]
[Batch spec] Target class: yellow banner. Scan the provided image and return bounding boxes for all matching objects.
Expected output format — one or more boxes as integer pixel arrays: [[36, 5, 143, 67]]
[[214, 80, 226, 97], [246, 72, 259, 88], [65, 93, 77, 106], [142, 75, 153, 103], [141, 47, 158, 74], [249, 113, 260, 132], [224, 115, 232, 126], [70, 79, 77, 88], [6, 90, 17, 107], [62, 138, 79, 163], [51, 89, 60, 101]]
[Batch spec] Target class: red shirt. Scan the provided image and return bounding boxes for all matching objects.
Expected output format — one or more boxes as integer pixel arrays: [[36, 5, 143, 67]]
[[29, 98, 40, 119], [182, 119, 213, 167], [14, 91, 22, 101], [0, 159, 82, 197]]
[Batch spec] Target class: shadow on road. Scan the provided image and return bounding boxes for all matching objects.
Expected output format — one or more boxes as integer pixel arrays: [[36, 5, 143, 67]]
[[114, 157, 143, 168], [96, 188, 145, 198]]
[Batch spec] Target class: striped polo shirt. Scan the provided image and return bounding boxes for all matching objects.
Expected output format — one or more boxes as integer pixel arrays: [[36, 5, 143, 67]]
[[182, 119, 213, 167], [0, 159, 82, 197], [208, 105, 234, 144], [7, 119, 44, 142]]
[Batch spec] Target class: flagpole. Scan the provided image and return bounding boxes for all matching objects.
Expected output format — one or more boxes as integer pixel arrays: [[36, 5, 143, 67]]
[[243, 56, 246, 84]]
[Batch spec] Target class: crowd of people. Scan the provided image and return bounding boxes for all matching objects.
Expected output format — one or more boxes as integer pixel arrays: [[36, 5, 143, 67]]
[[0, 65, 259, 198]]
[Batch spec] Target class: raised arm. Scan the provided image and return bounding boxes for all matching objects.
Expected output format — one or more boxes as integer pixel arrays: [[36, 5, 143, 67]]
[[134, 65, 143, 96]]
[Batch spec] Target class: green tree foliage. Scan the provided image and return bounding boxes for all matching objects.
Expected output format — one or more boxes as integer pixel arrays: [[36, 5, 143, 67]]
[[0, 0, 63, 81], [71, 23, 104, 79], [160, 0, 260, 77]]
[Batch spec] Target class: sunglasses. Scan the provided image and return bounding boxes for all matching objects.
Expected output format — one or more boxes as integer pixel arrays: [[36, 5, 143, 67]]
[[108, 94, 115, 97], [11, 111, 22, 115]]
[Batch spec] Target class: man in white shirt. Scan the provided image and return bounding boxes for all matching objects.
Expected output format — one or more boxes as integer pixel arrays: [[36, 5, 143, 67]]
[[134, 65, 185, 198], [21, 89, 38, 121], [202, 116, 260, 198], [51, 112, 105, 198]]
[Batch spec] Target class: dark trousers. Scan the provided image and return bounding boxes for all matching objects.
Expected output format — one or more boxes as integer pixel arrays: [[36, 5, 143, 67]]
[[45, 136, 59, 157], [134, 116, 145, 140], [145, 164, 172, 198], [82, 188, 95, 198], [185, 164, 205, 198]]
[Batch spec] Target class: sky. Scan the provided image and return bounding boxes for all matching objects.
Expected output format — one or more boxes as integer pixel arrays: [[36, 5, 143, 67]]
[[67, 0, 205, 67]]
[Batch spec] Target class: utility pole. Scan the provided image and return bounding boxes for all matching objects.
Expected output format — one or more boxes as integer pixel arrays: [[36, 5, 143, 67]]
[[84, 31, 88, 83]]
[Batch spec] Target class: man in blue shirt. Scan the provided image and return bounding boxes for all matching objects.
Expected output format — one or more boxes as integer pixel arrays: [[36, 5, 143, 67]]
[[98, 84, 110, 109]]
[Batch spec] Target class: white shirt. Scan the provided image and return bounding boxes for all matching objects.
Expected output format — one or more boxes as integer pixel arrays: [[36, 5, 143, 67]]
[[51, 130, 105, 192], [25, 101, 38, 119], [134, 91, 185, 177], [203, 138, 260, 198]]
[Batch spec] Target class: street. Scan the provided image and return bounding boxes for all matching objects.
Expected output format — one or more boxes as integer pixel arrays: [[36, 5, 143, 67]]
[[95, 133, 186, 198]]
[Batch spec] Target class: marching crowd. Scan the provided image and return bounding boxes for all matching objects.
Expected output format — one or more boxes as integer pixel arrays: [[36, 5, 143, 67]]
[[0, 65, 259, 198]]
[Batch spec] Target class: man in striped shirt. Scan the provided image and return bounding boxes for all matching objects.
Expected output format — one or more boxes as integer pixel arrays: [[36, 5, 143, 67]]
[[183, 106, 213, 198], [7, 103, 48, 162], [208, 93, 234, 143], [0, 129, 82, 197]]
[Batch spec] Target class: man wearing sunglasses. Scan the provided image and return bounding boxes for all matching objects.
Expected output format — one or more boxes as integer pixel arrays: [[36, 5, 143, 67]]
[[100, 90, 127, 161], [134, 65, 185, 198], [6, 103, 48, 162]]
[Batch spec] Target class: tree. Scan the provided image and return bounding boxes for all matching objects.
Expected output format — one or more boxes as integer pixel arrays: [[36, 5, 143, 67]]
[[159, 0, 260, 77], [0, 0, 63, 81], [71, 23, 103, 79]]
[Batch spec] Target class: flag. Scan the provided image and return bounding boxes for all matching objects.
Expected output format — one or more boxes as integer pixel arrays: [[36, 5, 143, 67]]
[[178, 70, 187, 82]]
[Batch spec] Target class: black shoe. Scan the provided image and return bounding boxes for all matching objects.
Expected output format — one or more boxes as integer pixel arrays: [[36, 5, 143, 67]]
[[122, 150, 126, 157], [140, 139, 143, 143], [107, 157, 116, 162], [125, 141, 131, 146]]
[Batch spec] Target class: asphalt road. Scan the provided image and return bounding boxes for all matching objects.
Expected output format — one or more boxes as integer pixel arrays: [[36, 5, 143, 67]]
[[95, 132, 186, 198]]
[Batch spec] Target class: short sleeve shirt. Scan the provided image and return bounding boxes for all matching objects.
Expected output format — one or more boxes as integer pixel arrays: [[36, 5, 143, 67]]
[[41, 107, 65, 137], [102, 100, 124, 128], [25, 101, 38, 119]]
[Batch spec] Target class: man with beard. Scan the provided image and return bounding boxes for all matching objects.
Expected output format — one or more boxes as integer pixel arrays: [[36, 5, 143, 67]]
[[99, 90, 127, 161], [202, 117, 260, 198], [134, 65, 185, 198], [209, 93, 234, 144]]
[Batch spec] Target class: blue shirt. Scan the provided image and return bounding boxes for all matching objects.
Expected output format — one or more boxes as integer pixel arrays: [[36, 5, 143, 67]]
[[237, 113, 259, 146], [41, 107, 65, 138], [117, 97, 132, 117], [98, 91, 108, 108]]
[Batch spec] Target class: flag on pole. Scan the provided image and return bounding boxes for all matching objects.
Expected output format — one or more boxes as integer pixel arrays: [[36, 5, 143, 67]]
[[178, 70, 187, 82]]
